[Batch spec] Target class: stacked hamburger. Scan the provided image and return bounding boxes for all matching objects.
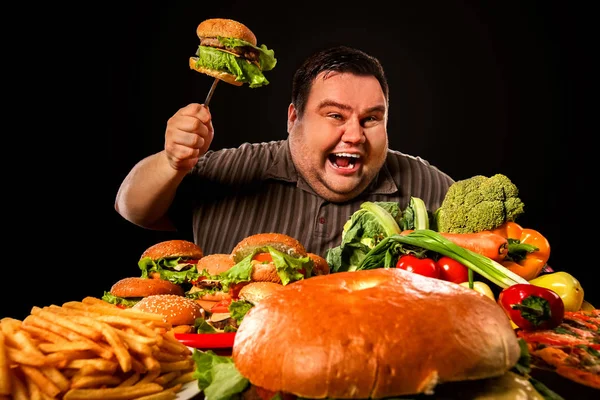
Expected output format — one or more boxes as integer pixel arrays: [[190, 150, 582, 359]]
[[188, 233, 330, 332], [102, 239, 207, 333], [103, 233, 330, 333], [189, 18, 277, 88]]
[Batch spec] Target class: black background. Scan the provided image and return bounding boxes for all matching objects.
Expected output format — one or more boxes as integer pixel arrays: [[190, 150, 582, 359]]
[[3, 1, 593, 319]]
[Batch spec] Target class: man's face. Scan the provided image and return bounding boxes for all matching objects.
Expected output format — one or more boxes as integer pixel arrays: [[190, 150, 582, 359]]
[[288, 72, 388, 203]]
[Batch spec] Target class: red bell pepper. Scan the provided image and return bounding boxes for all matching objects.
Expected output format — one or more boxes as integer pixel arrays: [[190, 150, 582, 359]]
[[498, 283, 564, 331]]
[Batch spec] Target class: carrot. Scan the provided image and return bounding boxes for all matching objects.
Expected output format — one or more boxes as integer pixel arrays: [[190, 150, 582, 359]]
[[400, 230, 509, 261]]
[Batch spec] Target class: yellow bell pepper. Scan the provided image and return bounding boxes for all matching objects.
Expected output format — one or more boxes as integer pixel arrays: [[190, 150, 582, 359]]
[[491, 221, 550, 281]]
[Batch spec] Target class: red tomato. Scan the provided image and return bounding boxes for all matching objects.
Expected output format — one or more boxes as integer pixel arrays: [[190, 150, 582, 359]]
[[210, 298, 232, 314], [498, 283, 564, 331], [395, 254, 440, 279], [252, 253, 273, 263], [436, 256, 469, 284]]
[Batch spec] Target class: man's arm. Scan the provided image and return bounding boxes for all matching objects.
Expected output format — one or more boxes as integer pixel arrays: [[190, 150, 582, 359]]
[[114, 103, 214, 230]]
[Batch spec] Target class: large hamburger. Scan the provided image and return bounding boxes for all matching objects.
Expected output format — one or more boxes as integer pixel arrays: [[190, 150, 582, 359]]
[[138, 239, 203, 286], [193, 268, 547, 399], [101, 276, 184, 308], [189, 18, 277, 88]]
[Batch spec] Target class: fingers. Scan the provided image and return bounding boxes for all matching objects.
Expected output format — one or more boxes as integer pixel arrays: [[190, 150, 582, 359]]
[[164, 104, 214, 171]]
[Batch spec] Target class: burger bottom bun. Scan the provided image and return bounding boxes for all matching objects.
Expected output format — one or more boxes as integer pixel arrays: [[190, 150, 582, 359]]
[[133, 294, 204, 326], [109, 277, 184, 298], [233, 268, 521, 398], [189, 57, 243, 87]]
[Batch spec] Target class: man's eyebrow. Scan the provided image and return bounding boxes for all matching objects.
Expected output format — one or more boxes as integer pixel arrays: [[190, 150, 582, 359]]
[[317, 100, 386, 114], [317, 100, 351, 111]]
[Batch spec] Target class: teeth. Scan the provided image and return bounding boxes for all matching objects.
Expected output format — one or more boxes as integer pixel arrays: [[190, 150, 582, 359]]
[[334, 153, 360, 158]]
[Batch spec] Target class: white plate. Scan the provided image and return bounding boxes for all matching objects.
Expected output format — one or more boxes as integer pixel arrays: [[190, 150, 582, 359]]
[[176, 379, 201, 400]]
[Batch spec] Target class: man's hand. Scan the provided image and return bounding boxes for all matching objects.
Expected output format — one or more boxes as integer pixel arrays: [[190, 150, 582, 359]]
[[165, 103, 214, 171]]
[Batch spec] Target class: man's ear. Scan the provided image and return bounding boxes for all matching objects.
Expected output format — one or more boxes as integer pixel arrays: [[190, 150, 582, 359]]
[[287, 103, 297, 132]]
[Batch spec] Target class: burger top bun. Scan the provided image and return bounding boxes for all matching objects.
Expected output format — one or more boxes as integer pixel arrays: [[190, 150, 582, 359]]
[[231, 233, 307, 263], [140, 240, 203, 260], [133, 294, 203, 326], [109, 277, 184, 298], [196, 18, 257, 46], [238, 282, 284, 305], [196, 253, 235, 275], [233, 268, 521, 398], [308, 252, 330, 276]]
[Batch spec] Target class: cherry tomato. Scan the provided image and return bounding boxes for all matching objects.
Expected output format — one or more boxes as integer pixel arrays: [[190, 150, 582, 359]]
[[436, 256, 469, 284], [497, 283, 564, 331], [252, 253, 273, 263], [395, 254, 440, 279]]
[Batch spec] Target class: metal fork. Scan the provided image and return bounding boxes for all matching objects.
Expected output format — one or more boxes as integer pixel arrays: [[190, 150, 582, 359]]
[[204, 78, 220, 106]]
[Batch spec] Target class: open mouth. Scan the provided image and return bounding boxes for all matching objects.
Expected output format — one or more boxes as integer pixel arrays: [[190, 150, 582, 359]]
[[328, 153, 361, 169]]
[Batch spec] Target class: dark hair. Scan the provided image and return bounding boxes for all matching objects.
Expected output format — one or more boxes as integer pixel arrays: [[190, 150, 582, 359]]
[[291, 45, 389, 117]]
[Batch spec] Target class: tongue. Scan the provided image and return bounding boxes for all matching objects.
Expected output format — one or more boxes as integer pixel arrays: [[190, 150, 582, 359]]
[[335, 157, 351, 167]]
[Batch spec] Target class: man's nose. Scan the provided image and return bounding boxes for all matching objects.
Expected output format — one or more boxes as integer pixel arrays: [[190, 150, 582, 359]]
[[341, 119, 366, 144]]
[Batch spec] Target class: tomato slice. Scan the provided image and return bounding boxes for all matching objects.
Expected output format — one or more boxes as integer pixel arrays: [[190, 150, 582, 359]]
[[211, 298, 232, 314], [252, 253, 273, 263]]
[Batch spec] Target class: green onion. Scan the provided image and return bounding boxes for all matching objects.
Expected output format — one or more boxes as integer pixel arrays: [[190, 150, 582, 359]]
[[358, 229, 528, 288], [410, 197, 429, 230]]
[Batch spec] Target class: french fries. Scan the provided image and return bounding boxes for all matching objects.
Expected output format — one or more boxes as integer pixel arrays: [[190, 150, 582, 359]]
[[1, 297, 197, 399]]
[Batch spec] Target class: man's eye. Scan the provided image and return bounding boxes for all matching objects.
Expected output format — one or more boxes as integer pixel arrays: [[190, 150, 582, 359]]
[[328, 113, 343, 120], [362, 116, 380, 126]]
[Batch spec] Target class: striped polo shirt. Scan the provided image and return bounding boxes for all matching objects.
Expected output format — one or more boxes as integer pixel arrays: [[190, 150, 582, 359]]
[[169, 139, 454, 258]]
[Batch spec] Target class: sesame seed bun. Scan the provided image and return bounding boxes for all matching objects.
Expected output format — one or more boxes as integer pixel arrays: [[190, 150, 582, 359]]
[[132, 294, 204, 327], [238, 282, 284, 305], [109, 277, 184, 298], [196, 18, 257, 46], [140, 240, 203, 261], [196, 253, 235, 276], [231, 233, 307, 263]]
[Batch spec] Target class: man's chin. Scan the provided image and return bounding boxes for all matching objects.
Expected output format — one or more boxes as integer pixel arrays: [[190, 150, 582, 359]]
[[315, 177, 368, 202]]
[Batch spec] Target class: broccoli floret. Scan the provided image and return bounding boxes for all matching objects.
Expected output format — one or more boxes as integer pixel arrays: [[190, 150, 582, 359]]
[[436, 173, 525, 233]]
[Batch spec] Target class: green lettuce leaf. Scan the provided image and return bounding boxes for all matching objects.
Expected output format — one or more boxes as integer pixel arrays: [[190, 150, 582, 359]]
[[193, 43, 275, 88], [192, 350, 248, 400], [100, 292, 140, 308], [218, 246, 311, 290], [138, 256, 198, 286]]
